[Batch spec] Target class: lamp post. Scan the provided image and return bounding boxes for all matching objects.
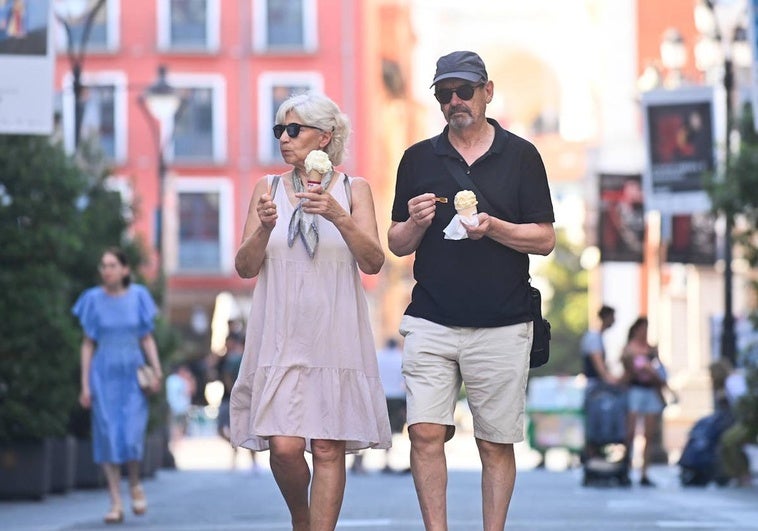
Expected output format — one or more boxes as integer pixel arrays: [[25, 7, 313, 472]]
[[660, 27, 688, 88], [139, 65, 182, 280], [54, 0, 106, 149], [693, 0, 751, 366]]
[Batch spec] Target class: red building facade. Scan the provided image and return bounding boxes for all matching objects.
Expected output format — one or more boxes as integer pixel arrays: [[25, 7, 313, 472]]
[[55, 0, 417, 351]]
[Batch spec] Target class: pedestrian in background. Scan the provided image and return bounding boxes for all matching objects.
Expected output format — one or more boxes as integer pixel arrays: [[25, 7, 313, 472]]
[[581, 305, 619, 389], [217, 331, 259, 472], [376, 337, 408, 473], [580, 304, 621, 468], [230, 91, 391, 531], [719, 362, 755, 487], [166, 363, 195, 443], [388, 50, 555, 530], [72, 247, 162, 524], [621, 316, 664, 487], [350, 336, 409, 475]]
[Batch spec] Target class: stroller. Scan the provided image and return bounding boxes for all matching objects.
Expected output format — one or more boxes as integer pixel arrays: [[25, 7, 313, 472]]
[[581, 383, 630, 487], [678, 407, 733, 487]]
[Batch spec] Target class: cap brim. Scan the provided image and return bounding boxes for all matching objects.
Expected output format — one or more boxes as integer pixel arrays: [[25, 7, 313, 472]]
[[430, 72, 483, 88]]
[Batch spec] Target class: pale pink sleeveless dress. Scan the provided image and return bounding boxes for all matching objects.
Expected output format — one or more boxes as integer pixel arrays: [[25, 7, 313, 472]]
[[230, 174, 392, 452]]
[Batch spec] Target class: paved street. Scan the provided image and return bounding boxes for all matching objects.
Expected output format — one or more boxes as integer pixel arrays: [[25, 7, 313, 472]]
[[2, 431, 757, 531]]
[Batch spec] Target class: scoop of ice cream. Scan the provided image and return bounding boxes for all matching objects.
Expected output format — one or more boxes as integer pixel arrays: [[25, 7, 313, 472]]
[[454, 190, 478, 211], [305, 150, 332, 174]]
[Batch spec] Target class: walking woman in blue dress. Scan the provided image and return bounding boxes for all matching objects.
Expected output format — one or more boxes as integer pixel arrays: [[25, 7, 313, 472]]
[[72, 247, 162, 524]]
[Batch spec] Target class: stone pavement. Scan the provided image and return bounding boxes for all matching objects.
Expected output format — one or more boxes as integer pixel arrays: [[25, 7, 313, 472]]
[[2, 432, 757, 530]]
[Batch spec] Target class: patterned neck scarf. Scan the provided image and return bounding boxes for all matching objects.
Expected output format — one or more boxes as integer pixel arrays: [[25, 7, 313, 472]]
[[287, 168, 334, 258]]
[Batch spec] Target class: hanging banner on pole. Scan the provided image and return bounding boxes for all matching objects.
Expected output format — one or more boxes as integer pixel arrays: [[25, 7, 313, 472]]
[[666, 211, 717, 265], [641, 87, 716, 215], [598, 173, 645, 263], [747, 0, 758, 132], [0, 0, 54, 135]]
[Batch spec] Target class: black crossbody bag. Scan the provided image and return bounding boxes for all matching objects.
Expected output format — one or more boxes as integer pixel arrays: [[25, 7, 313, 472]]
[[432, 135, 551, 368]]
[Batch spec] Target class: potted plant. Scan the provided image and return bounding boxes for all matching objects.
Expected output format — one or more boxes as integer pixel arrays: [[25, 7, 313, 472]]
[[0, 136, 84, 499]]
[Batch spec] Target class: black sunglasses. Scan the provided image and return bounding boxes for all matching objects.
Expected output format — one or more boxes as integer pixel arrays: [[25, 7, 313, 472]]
[[273, 123, 322, 139], [434, 83, 484, 104]]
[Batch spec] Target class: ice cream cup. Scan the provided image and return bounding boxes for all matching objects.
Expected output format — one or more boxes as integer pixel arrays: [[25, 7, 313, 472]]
[[456, 205, 478, 219]]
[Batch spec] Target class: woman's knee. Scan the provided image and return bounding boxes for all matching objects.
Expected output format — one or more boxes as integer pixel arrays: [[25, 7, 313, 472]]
[[311, 439, 346, 464], [270, 437, 306, 465]]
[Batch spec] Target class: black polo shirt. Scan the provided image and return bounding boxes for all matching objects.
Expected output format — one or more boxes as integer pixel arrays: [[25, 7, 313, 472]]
[[391, 119, 554, 327]]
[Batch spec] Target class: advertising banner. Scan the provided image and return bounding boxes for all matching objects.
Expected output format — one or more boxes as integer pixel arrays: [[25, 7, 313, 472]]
[[0, 0, 53, 135], [641, 87, 716, 215], [748, 0, 758, 132], [598, 173, 645, 263], [666, 212, 717, 265]]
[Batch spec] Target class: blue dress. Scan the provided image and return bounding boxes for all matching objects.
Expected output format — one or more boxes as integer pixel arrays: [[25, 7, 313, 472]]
[[72, 284, 158, 464]]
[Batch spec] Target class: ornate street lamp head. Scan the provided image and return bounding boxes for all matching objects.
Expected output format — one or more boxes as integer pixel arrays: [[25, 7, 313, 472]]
[[142, 65, 182, 125]]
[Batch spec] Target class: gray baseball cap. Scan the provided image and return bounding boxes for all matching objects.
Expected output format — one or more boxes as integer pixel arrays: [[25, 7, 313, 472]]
[[430, 51, 488, 87]]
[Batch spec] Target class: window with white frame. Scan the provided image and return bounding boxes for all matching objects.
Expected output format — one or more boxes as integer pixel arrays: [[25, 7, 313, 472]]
[[257, 72, 323, 163], [167, 73, 227, 164], [157, 0, 219, 52], [55, 0, 120, 53], [252, 0, 317, 53], [61, 71, 127, 160], [171, 178, 233, 274]]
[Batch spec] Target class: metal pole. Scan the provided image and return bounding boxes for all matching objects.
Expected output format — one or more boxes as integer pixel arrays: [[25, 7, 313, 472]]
[[721, 57, 737, 365], [57, 0, 107, 149], [72, 60, 83, 148], [157, 150, 167, 274]]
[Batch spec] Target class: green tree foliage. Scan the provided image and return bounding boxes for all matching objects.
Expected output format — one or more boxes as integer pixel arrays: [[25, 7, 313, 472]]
[[704, 102, 758, 436], [530, 229, 588, 376], [0, 135, 145, 442], [706, 103, 758, 295]]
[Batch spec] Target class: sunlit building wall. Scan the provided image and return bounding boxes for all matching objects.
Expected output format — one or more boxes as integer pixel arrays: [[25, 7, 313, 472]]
[[54, 0, 419, 354]]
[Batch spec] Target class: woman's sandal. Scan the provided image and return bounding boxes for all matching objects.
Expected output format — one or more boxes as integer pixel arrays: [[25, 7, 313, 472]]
[[131, 485, 148, 516], [104, 505, 124, 524]]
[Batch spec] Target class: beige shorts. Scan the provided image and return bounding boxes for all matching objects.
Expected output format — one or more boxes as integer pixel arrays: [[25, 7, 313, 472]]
[[399, 315, 531, 444]]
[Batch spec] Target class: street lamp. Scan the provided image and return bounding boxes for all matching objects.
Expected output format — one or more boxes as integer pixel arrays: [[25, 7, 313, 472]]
[[660, 28, 688, 88], [54, 0, 106, 149], [139, 65, 182, 279], [693, 0, 752, 365]]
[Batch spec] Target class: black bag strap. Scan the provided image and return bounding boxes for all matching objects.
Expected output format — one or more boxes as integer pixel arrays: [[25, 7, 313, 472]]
[[431, 135, 534, 285], [431, 134, 496, 214]]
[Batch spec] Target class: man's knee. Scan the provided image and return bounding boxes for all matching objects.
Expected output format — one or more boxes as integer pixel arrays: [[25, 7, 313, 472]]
[[408, 423, 450, 449], [476, 439, 514, 461]]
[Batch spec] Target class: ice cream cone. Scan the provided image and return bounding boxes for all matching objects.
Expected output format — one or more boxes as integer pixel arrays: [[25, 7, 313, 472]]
[[307, 169, 324, 187], [304, 150, 332, 189]]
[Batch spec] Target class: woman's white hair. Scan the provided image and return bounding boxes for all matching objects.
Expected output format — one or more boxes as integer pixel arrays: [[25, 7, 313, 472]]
[[274, 92, 351, 166]]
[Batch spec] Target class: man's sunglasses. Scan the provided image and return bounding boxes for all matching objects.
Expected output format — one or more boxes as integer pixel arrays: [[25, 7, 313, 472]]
[[434, 83, 484, 104], [272, 123, 322, 139]]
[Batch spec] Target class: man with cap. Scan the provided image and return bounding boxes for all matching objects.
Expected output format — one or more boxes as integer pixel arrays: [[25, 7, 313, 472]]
[[388, 50, 555, 529]]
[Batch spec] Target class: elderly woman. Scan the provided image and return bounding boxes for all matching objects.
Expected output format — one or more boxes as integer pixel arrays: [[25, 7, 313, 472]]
[[231, 92, 391, 531]]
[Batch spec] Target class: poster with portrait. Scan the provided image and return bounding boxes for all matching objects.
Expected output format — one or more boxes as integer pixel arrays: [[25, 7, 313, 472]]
[[598, 173, 645, 263], [747, 0, 758, 132], [641, 87, 716, 215], [666, 212, 717, 265], [0, 0, 53, 134]]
